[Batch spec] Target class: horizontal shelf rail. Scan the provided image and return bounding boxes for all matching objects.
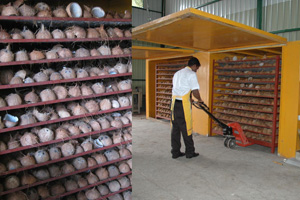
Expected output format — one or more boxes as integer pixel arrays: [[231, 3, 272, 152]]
[[214, 98, 274, 106], [214, 110, 274, 121], [214, 92, 276, 99], [214, 104, 275, 114]]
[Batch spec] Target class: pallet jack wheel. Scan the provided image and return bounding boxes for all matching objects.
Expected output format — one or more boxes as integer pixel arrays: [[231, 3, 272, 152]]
[[227, 139, 236, 149], [224, 138, 229, 148]]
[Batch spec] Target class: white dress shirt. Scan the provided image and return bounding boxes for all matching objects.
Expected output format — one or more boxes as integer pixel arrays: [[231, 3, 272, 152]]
[[172, 67, 200, 100]]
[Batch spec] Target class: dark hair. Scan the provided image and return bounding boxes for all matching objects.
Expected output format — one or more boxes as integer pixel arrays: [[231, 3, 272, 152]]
[[188, 57, 200, 67]]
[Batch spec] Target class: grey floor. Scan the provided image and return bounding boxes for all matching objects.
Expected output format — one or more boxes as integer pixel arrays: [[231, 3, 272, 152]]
[[132, 116, 300, 200]]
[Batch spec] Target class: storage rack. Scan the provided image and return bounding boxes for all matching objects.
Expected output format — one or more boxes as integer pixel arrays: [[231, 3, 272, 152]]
[[0, 6, 132, 200], [155, 62, 186, 120], [211, 56, 281, 153]]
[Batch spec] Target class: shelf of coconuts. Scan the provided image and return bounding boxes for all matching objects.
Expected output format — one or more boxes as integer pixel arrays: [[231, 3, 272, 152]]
[[46, 177, 132, 200], [214, 86, 278, 91], [0, 37, 131, 44], [213, 110, 277, 122], [215, 72, 279, 76], [156, 105, 170, 110], [216, 57, 279, 63], [156, 110, 171, 115], [0, 73, 132, 90], [214, 97, 275, 106], [215, 65, 279, 70], [156, 83, 172, 85], [156, 101, 171, 104], [0, 123, 132, 156], [213, 104, 277, 114], [215, 79, 279, 84], [214, 92, 279, 99], [0, 54, 131, 67], [212, 115, 275, 129], [0, 106, 132, 134], [0, 140, 132, 177], [0, 89, 132, 111], [156, 96, 171, 100], [0, 154, 132, 196], [0, 16, 132, 26]]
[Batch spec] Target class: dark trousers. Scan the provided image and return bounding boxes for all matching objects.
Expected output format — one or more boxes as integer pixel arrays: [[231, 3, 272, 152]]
[[171, 100, 195, 156]]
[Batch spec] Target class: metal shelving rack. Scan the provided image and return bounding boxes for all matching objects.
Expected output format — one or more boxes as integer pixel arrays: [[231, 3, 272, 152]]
[[210, 56, 281, 153], [155, 62, 186, 120], [0, 10, 132, 199]]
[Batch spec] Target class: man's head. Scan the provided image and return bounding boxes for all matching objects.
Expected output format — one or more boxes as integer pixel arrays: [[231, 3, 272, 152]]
[[188, 57, 201, 72]]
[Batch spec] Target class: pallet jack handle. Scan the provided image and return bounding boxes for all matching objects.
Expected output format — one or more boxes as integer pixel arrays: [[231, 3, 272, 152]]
[[192, 101, 229, 129]]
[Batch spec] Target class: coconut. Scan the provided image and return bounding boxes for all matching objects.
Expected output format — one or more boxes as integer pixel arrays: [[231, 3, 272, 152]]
[[104, 149, 120, 161], [7, 159, 21, 170], [114, 12, 121, 19], [55, 127, 69, 139], [112, 45, 124, 55], [0, 97, 7, 108], [75, 145, 84, 154], [21, 173, 37, 185], [18, 4, 35, 16], [76, 68, 89, 78], [97, 184, 110, 196], [109, 194, 124, 200], [5, 175, 20, 189], [98, 45, 111, 55], [33, 72, 48, 82], [97, 117, 110, 129], [99, 99, 111, 110], [85, 188, 101, 200], [123, 48, 131, 54], [7, 135, 20, 149], [91, 153, 107, 164], [37, 186, 50, 198], [66, 2, 82, 18], [30, 50, 45, 60], [72, 26, 86, 38], [118, 96, 130, 107], [108, 165, 120, 177], [81, 84, 94, 96], [114, 28, 124, 38], [120, 116, 130, 125], [106, 81, 119, 92], [38, 128, 54, 142], [112, 132, 124, 144], [0, 140, 7, 151], [89, 120, 101, 131], [77, 192, 88, 200], [36, 24, 52, 39], [75, 48, 90, 57], [72, 157, 87, 170], [96, 25, 108, 39], [0, 45, 14, 63], [87, 28, 100, 38], [107, 28, 117, 38], [118, 80, 131, 90], [5, 93, 22, 106], [98, 134, 112, 146], [107, 180, 121, 193], [124, 111, 132, 122], [27, 188, 39, 200], [52, 29, 66, 39], [92, 82, 106, 94], [75, 121, 92, 133], [49, 147, 62, 160], [111, 100, 120, 108], [67, 124, 81, 136], [24, 77, 34, 83], [57, 48, 72, 58], [89, 67, 101, 75], [53, 7, 68, 17], [114, 63, 128, 74], [1, 4, 18, 16], [61, 67, 76, 79], [124, 29, 132, 37], [123, 131, 132, 141], [81, 140, 93, 152], [77, 177, 88, 188], [37, 10, 52, 17], [118, 176, 130, 188], [119, 162, 130, 173], [64, 28, 75, 38], [72, 104, 88, 116], [64, 179, 78, 192], [49, 72, 62, 80], [45, 50, 58, 60], [52, 85, 68, 99], [21, 26, 35, 39], [6, 191, 27, 200], [50, 183, 66, 196], [119, 148, 131, 158], [0, 28, 11, 39], [84, 100, 99, 113], [68, 85, 81, 97], [32, 108, 49, 122], [61, 142, 75, 157], [35, 3, 51, 12], [87, 157, 97, 167], [48, 164, 61, 177], [14, 69, 28, 79], [32, 168, 50, 180], [40, 89, 56, 101], [49, 109, 59, 120], [90, 49, 100, 57], [94, 167, 109, 181], [86, 171, 99, 184], [61, 163, 75, 174], [0, 69, 13, 84], [34, 149, 50, 163], [19, 113, 37, 126], [20, 132, 38, 146]]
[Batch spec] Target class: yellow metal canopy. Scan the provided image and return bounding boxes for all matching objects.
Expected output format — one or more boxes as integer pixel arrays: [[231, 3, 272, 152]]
[[132, 46, 195, 60], [133, 8, 287, 52]]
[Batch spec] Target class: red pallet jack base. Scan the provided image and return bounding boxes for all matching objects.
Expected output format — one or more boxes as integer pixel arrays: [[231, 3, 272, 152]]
[[227, 122, 254, 147]]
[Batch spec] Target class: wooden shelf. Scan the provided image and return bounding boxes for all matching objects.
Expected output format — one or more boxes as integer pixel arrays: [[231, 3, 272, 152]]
[[0, 54, 131, 67], [0, 124, 131, 156], [0, 140, 132, 177], [0, 106, 132, 134]]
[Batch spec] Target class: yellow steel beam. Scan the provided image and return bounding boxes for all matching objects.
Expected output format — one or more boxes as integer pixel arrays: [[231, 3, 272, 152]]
[[259, 48, 282, 54]]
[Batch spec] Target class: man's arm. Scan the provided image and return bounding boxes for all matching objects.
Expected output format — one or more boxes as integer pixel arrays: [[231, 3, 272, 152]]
[[192, 89, 203, 103]]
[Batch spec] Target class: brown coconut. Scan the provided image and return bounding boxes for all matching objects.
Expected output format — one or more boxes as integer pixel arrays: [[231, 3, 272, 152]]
[[19, 154, 36, 167]]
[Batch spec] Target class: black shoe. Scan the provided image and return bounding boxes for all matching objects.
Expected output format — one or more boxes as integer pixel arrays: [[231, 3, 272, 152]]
[[186, 152, 199, 159], [172, 152, 185, 159]]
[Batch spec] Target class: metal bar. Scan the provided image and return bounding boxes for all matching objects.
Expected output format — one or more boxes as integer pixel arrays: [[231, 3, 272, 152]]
[[271, 56, 280, 153], [270, 27, 300, 34], [0, 106, 132, 134], [256, 0, 263, 29], [216, 57, 279, 63], [0, 37, 130, 44], [162, 0, 166, 17], [216, 116, 273, 129], [216, 80, 276, 84], [0, 54, 131, 67], [215, 72, 277, 76], [214, 105, 276, 114], [195, 0, 222, 9], [215, 86, 277, 91], [0, 124, 132, 156], [214, 98, 274, 106], [215, 110, 274, 122], [132, 6, 163, 14], [0, 140, 132, 177], [215, 65, 276, 70], [214, 92, 276, 99]]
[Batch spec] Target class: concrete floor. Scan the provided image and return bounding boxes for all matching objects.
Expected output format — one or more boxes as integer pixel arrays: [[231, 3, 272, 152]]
[[132, 116, 300, 200]]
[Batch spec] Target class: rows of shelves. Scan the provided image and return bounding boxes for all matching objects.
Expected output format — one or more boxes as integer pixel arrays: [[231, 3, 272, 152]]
[[211, 56, 281, 153], [0, 3, 132, 199]]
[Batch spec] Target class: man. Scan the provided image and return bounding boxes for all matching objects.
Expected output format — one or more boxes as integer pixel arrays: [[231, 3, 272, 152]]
[[170, 57, 203, 159]]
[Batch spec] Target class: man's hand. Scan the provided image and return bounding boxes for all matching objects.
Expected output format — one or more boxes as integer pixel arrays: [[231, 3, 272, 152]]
[[192, 89, 203, 103]]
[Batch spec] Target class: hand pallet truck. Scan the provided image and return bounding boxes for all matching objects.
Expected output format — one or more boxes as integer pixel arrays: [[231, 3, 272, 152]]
[[192, 101, 253, 149]]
